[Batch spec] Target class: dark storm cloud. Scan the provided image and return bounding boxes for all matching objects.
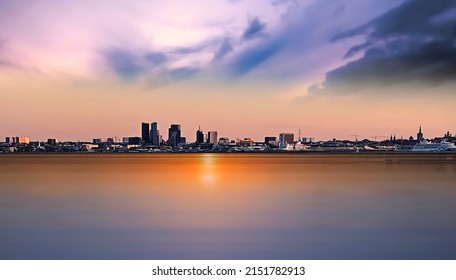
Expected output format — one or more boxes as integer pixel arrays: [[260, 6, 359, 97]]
[[242, 17, 266, 41], [313, 0, 456, 94]]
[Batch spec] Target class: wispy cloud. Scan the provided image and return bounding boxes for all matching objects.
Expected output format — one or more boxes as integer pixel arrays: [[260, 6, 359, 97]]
[[242, 17, 267, 41]]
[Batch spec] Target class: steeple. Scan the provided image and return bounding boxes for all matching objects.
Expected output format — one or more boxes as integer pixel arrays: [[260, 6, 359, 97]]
[[417, 125, 424, 142]]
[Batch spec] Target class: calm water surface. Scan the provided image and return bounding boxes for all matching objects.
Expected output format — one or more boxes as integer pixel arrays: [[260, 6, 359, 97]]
[[0, 154, 455, 259]]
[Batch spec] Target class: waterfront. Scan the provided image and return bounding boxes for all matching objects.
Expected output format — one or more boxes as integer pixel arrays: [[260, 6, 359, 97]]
[[0, 154, 455, 259]]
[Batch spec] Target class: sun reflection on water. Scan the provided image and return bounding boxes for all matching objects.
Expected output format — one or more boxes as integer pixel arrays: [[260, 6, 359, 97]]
[[201, 154, 217, 186]]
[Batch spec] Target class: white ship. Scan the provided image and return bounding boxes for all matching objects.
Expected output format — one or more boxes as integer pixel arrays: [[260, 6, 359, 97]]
[[278, 141, 309, 151], [279, 142, 294, 150], [412, 140, 455, 152], [293, 141, 309, 151]]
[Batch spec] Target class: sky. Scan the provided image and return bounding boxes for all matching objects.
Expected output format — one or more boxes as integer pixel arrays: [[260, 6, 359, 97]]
[[1, 0, 456, 141]]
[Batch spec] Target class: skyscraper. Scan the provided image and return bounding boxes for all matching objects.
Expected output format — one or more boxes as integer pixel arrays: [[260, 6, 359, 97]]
[[279, 133, 294, 144], [208, 131, 218, 144], [150, 122, 159, 146], [168, 124, 181, 147], [141, 122, 150, 143], [196, 126, 204, 144]]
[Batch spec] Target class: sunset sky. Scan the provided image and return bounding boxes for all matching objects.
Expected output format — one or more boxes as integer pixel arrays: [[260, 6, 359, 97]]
[[1, 0, 456, 141]]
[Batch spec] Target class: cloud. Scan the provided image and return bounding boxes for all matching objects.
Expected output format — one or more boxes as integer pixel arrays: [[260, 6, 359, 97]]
[[0, 39, 16, 68], [332, 5, 346, 17], [145, 52, 168, 65], [271, 0, 295, 6], [169, 67, 198, 80], [312, 0, 456, 95], [102, 46, 203, 82], [241, 17, 267, 41], [102, 48, 145, 79], [228, 40, 284, 76], [224, 0, 402, 78], [213, 38, 234, 60]]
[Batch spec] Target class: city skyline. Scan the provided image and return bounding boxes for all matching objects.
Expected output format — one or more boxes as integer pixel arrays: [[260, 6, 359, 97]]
[[1, 0, 456, 141], [2, 120, 453, 144]]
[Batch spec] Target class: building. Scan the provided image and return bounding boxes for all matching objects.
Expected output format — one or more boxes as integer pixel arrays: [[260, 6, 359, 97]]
[[238, 138, 253, 146], [17, 136, 30, 144], [279, 133, 294, 144], [218, 137, 229, 145], [5, 137, 10, 144], [417, 125, 424, 142], [302, 137, 315, 143], [207, 131, 218, 144], [168, 124, 181, 147], [128, 137, 141, 145], [196, 126, 204, 144], [264, 136, 277, 144], [93, 138, 102, 144], [47, 138, 59, 145], [141, 122, 150, 143], [106, 138, 114, 145], [150, 122, 160, 146]]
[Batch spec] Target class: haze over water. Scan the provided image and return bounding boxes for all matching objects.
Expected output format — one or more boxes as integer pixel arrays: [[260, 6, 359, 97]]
[[0, 154, 455, 259]]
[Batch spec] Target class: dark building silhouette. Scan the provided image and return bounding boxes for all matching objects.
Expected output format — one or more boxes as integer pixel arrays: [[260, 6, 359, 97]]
[[150, 122, 159, 146], [264, 136, 277, 144], [141, 122, 150, 143], [168, 124, 181, 147], [196, 126, 204, 144], [128, 137, 142, 145], [417, 125, 424, 142], [5, 137, 10, 144], [47, 138, 58, 145]]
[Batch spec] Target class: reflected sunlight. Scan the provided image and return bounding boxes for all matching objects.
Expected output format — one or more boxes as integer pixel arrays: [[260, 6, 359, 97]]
[[201, 154, 217, 186]]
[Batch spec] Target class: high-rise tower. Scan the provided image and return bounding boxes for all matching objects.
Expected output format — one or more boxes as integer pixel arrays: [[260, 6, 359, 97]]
[[168, 124, 181, 147], [196, 126, 204, 144], [207, 131, 218, 144], [141, 122, 150, 143], [150, 122, 159, 145]]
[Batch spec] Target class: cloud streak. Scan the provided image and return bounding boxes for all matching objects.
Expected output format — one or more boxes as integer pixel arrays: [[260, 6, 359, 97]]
[[242, 17, 267, 41]]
